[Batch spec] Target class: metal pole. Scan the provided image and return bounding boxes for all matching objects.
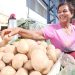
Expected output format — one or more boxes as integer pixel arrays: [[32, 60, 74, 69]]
[[47, 0, 50, 24]]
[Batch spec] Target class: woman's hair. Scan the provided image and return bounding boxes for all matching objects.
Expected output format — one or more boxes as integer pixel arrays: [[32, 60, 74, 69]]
[[57, 2, 75, 15]]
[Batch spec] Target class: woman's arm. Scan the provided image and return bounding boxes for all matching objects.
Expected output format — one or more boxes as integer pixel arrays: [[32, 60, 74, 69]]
[[19, 28, 45, 40], [1, 27, 45, 41], [8, 27, 45, 40]]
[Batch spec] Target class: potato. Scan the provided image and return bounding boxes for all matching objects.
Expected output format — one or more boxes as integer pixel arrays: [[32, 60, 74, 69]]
[[0, 52, 4, 60], [1, 66, 16, 75], [26, 39, 38, 59], [4, 44, 16, 53], [31, 48, 50, 72], [12, 53, 28, 69], [29, 71, 42, 75], [24, 60, 33, 70], [16, 39, 29, 54], [27, 44, 47, 59], [0, 60, 5, 70], [0, 47, 5, 52], [55, 48, 62, 58], [25, 39, 37, 55], [37, 41, 48, 49], [47, 44, 57, 63], [42, 60, 54, 74], [15, 68, 28, 75], [25, 39, 38, 50], [37, 45, 47, 53], [2, 53, 14, 64]]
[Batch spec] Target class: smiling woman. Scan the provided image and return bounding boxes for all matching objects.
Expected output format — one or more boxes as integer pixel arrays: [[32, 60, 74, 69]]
[[1, 2, 75, 58]]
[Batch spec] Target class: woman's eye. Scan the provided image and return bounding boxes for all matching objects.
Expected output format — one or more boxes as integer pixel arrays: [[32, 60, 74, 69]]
[[58, 9, 68, 14], [58, 11, 61, 13], [63, 9, 68, 12]]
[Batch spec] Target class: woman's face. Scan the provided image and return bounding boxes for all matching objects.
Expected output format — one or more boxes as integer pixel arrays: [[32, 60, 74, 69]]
[[58, 5, 73, 24]]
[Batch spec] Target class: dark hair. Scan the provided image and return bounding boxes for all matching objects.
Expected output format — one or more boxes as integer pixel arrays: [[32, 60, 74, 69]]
[[57, 2, 75, 15]]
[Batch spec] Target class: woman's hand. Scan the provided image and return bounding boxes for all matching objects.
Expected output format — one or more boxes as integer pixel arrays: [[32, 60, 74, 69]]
[[8, 27, 21, 37], [1, 27, 21, 39], [3, 35, 13, 43], [1, 28, 13, 39]]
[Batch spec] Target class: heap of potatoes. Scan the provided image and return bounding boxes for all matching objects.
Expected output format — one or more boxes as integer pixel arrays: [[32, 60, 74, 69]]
[[0, 39, 61, 75]]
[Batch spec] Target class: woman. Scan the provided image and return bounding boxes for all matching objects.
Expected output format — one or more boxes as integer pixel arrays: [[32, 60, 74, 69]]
[[1, 2, 75, 58]]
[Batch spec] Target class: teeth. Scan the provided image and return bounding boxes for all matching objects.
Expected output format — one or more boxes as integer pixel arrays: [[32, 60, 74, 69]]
[[60, 16, 65, 19]]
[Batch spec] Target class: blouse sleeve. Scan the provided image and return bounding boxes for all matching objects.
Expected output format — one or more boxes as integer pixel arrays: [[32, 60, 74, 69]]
[[41, 24, 55, 40]]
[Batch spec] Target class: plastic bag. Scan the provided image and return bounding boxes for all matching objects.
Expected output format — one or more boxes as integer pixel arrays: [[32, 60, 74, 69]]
[[58, 53, 75, 75], [59, 64, 75, 75], [61, 53, 75, 67]]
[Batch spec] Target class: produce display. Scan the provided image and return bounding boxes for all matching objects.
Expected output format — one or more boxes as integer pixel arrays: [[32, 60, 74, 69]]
[[0, 39, 61, 75]]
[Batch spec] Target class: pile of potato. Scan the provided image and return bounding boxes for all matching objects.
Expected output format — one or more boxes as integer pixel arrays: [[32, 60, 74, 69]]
[[0, 39, 61, 75]]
